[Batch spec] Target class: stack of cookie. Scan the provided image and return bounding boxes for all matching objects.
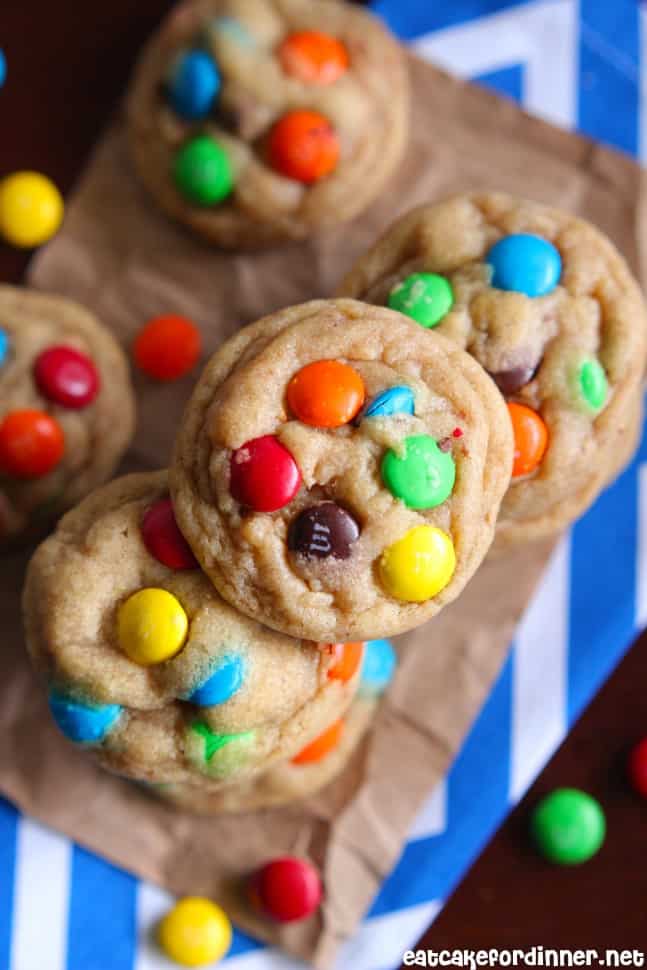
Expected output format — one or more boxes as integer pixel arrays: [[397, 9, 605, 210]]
[[24, 299, 513, 814]]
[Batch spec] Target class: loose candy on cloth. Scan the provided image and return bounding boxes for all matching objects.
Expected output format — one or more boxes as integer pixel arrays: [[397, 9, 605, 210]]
[[0, 171, 64, 248], [531, 788, 606, 866], [158, 897, 232, 967]]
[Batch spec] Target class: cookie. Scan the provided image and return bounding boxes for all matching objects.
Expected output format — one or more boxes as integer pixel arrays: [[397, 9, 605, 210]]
[[23, 472, 361, 791], [0, 286, 135, 545], [338, 193, 647, 547], [126, 0, 409, 247], [154, 694, 376, 814], [170, 299, 513, 640]]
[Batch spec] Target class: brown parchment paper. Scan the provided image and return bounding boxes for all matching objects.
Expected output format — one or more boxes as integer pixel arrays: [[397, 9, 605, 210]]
[[0, 52, 642, 968]]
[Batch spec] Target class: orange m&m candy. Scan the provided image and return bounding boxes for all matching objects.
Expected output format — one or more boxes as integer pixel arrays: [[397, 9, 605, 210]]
[[508, 402, 548, 478], [0, 409, 64, 479], [327, 642, 364, 682], [287, 359, 365, 428], [292, 719, 344, 765], [133, 314, 201, 382], [279, 31, 349, 85], [267, 110, 340, 184]]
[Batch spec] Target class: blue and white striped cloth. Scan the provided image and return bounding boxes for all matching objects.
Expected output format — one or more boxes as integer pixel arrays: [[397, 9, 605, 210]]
[[2, 2, 646, 967]]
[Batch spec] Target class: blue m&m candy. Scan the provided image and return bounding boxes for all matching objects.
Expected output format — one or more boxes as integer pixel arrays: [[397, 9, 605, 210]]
[[0, 51, 6, 89], [48, 691, 122, 744], [487, 234, 562, 298], [167, 50, 220, 120], [360, 639, 397, 697], [0, 329, 9, 367], [188, 655, 245, 706], [362, 385, 415, 421]]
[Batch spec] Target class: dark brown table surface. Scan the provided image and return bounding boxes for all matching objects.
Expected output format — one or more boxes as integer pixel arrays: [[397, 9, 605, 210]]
[[2, 0, 647, 958]]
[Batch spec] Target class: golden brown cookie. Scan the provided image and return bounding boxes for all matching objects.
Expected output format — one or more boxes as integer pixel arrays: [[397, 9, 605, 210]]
[[23, 472, 361, 791], [338, 193, 647, 547], [171, 299, 513, 640], [126, 0, 409, 247], [0, 286, 135, 545]]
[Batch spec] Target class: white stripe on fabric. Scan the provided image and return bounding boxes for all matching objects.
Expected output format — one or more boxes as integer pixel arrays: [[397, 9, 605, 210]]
[[10, 819, 71, 970], [334, 901, 442, 970], [133, 883, 176, 970], [408, 781, 448, 841], [413, 0, 577, 127], [510, 536, 569, 802], [636, 464, 647, 628], [225, 949, 305, 969]]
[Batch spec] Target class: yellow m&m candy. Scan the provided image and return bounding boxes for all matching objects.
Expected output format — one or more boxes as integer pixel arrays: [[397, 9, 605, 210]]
[[158, 897, 232, 967], [118, 588, 188, 666], [379, 525, 455, 602], [0, 171, 64, 248]]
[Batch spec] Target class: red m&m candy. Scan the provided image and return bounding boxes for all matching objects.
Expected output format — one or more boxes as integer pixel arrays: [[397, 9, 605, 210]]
[[279, 31, 349, 85], [34, 345, 100, 409], [0, 409, 64, 479], [267, 110, 340, 184], [141, 497, 198, 570], [250, 857, 322, 923], [627, 737, 647, 798], [134, 314, 201, 382], [230, 435, 302, 512], [287, 359, 365, 428]]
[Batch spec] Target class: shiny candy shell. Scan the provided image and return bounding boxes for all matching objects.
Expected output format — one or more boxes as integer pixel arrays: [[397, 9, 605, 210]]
[[381, 434, 455, 510], [48, 691, 122, 744], [360, 638, 397, 697], [267, 110, 340, 184], [188, 655, 245, 706], [288, 502, 359, 560], [251, 857, 323, 923], [230, 435, 302, 512], [0, 329, 9, 367], [487, 234, 562, 298], [174, 135, 234, 206], [34, 345, 100, 409], [292, 719, 344, 765], [134, 314, 201, 382], [287, 359, 365, 428], [0, 50, 5, 88], [141, 497, 198, 570], [118, 588, 188, 666], [279, 31, 349, 85], [0, 409, 65, 479], [577, 358, 608, 413], [531, 788, 606, 865], [508, 402, 548, 478], [167, 50, 220, 120], [361, 385, 415, 421], [188, 722, 255, 778], [627, 737, 647, 799], [0, 171, 64, 248], [379, 525, 456, 602], [327, 641, 364, 683], [388, 272, 454, 328], [158, 897, 232, 967]]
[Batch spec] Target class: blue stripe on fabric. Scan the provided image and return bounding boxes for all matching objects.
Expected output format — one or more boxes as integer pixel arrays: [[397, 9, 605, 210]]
[[370, 0, 534, 39], [567, 413, 645, 724], [0, 799, 18, 970], [474, 64, 524, 102], [66, 846, 137, 970], [578, 0, 640, 155], [369, 653, 513, 915]]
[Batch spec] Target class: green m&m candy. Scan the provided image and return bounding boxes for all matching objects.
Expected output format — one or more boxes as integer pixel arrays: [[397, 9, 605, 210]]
[[531, 788, 606, 865], [173, 135, 234, 206], [381, 434, 455, 509], [576, 358, 608, 413], [388, 272, 454, 328]]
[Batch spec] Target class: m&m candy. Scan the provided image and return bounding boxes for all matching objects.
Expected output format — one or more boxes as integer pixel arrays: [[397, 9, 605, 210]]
[[388, 273, 454, 328], [292, 719, 344, 765], [627, 737, 647, 799], [327, 641, 364, 683], [118, 588, 188, 665], [167, 50, 220, 120], [188, 655, 245, 706], [361, 385, 415, 421], [188, 721, 255, 776], [133, 314, 201, 382], [531, 788, 606, 865], [576, 358, 608, 413], [487, 234, 562, 298], [379, 525, 456, 602], [48, 691, 122, 745], [158, 897, 232, 967], [488, 363, 537, 396], [0, 50, 6, 89], [174, 135, 234, 205], [360, 638, 397, 696], [287, 359, 365, 427], [508, 402, 548, 478], [250, 857, 323, 923], [0, 171, 64, 248], [288, 502, 360, 559], [0, 329, 10, 368], [0, 409, 65, 479], [230, 435, 302, 512], [141, 497, 198, 570], [381, 434, 455, 510], [34, 345, 100, 409], [279, 31, 349, 85], [267, 110, 340, 184]]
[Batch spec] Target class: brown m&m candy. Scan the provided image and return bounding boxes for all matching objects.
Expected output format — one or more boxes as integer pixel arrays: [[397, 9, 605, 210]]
[[488, 363, 538, 396], [288, 502, 359, 559]]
